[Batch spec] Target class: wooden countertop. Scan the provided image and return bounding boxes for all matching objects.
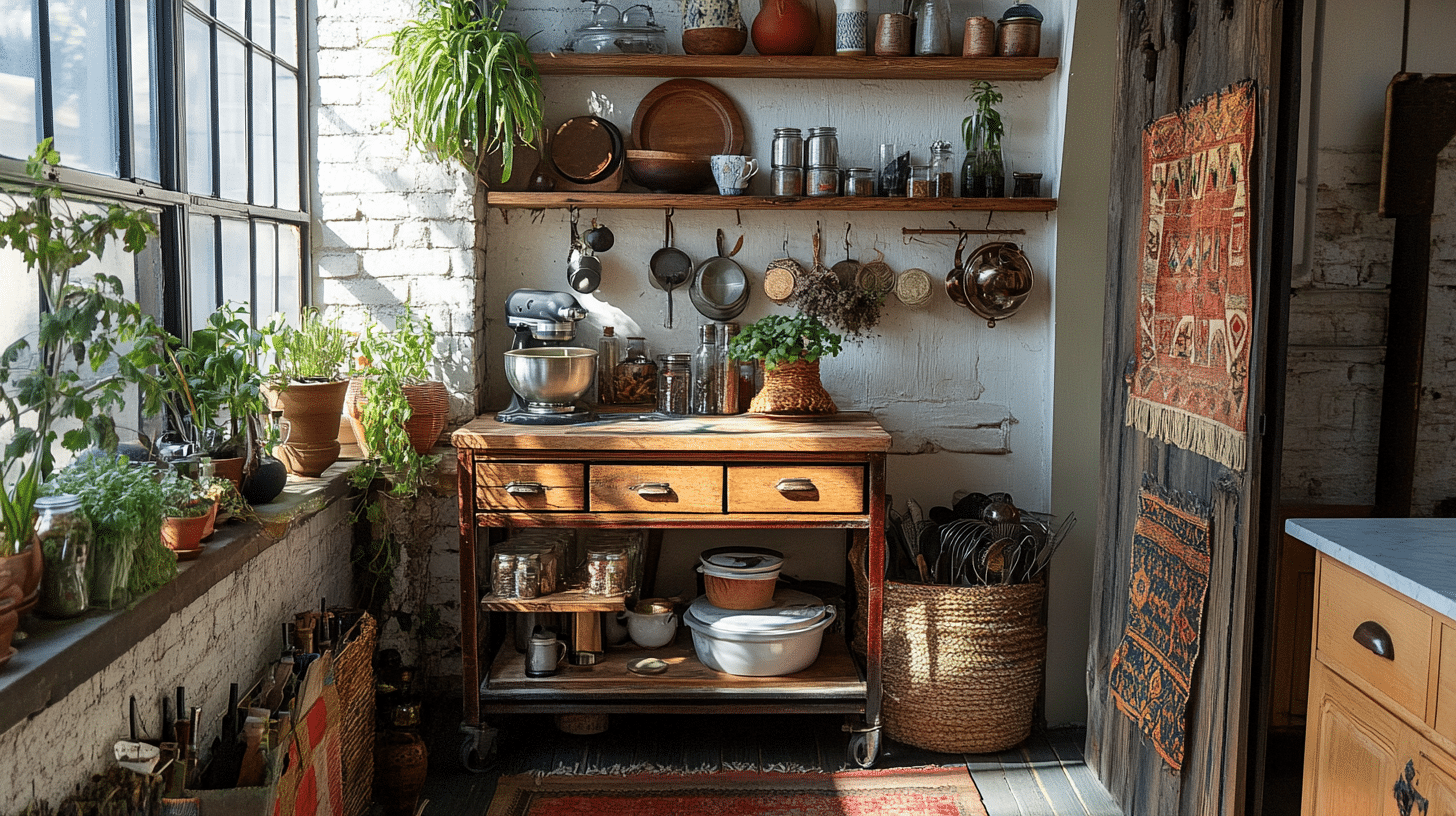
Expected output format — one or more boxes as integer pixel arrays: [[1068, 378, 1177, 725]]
[[451, 411, 891, 454]]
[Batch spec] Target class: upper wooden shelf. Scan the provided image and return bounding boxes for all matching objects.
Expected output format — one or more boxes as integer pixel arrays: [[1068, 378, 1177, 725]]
[[485, 193, 1056, 212], [531, 53, 1059, 81]]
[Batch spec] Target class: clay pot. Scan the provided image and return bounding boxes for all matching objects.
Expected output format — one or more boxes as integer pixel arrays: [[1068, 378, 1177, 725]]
[[268, 379, 350, 477], [344, 378, 449, 457], [162, 502, 218, 552], [683, 27, 749, 54], [751, 0, 819, 55], [373, 730, 428, 816], [212, 457, 244, 491], [0, 539, 43, 617], [0, 582, 22, 663], [748, 359, 837, 415]]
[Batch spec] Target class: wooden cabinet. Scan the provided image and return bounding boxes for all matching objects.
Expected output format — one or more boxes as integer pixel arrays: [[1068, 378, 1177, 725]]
[[1303, 665, 1404, 816]]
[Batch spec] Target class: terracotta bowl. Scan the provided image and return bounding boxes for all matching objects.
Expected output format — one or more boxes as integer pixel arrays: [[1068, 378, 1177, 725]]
[[625, 150, 714, 194], [703, 572, 778, 610]]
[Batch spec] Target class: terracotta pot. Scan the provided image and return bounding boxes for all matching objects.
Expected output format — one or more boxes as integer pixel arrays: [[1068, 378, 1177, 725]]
[[0, 582, 22, 663], [748, 359, 837, 414], [162, 502, 217, 552], [0, 538, 43, 617], [269, 379, 349, 476], [212, 457, 244, 491], [373, 730, 428, 816], [751, 0, 819, 55], [344, 378, 449, 457]]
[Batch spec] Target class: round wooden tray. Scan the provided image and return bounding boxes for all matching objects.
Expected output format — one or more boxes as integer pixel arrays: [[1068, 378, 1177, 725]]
[[631, 78, 745, 156]]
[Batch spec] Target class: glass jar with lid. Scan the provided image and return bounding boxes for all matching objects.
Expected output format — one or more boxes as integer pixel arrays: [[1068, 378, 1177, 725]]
[[35, 493, 91, 618], [845, 167, 875, 197], [929, 141, 955, 197], [514, 553, 541, 599], [657, 353, 691, 415], [907, 164, 934, 198], [612, 336, 658, 406], [584, 550, 629, 596]]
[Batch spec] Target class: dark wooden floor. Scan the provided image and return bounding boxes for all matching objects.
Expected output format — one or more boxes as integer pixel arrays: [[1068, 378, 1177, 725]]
[[418, 707, 1123, 816]]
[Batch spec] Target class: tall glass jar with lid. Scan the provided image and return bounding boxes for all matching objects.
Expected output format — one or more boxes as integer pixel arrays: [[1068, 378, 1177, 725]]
[[35, 493, 91, 617], [613, 337, 658, 406]]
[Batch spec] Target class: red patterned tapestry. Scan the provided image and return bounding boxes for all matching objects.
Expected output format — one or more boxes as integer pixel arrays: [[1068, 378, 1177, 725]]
[[1127, 81, 1256, 471], [1108, 487, 1212, 772]]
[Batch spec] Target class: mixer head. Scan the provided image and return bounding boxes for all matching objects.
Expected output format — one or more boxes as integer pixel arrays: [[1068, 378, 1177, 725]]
[[505, 289, 588, 346]]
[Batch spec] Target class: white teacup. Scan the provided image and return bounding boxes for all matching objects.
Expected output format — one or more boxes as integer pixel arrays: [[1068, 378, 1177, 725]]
[[711, 154, 758, 195]]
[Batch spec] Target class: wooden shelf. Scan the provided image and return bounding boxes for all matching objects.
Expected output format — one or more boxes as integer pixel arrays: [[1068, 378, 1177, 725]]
[[485, 192, 1056, 212], [479, 588, 626, 612], [532, 53, 1059, 81]]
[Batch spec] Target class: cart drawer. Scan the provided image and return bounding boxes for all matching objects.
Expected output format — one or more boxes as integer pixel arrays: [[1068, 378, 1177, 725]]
[[474, 462, 585, 511], [727, 466, 865, 514], [590, 465, 723, 513], [1316, 556, 1432, 719]]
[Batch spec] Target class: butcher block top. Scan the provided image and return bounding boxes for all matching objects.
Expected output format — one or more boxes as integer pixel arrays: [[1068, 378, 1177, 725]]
[[451, 411, 892, 453]]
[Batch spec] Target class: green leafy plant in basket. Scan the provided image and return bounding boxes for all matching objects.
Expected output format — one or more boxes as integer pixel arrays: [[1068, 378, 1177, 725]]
[[728, 314, 842, 415]]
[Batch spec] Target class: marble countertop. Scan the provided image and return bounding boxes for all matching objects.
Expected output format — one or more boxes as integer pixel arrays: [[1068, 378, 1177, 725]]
[[1286, 517, 1456, 621]]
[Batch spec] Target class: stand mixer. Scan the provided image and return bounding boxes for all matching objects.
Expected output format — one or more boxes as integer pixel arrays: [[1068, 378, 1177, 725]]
[[497, 289, 600, 425]]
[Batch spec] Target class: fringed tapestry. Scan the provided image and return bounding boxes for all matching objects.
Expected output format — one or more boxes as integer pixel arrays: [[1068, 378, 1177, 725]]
[[1126, 81, 1256, 471], [1108, 485, 1212, 773]]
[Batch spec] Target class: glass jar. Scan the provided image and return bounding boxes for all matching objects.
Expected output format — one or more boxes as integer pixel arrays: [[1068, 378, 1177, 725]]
[[657, 353, 691, 415], [717, 322, 740, 414], [596, 326, 623, 404], [491, 551, 517, 598], [35, 493, 91, 618], [514, 553, 541, 599], [737, 360, 760, 413], [929, 141, 955, 197], [845, 167, 875, 197], [613, 336, 658, 405], [584, 550, 628, 596], [907, 164, 933, 198], [692, 323, 719, 415], [909, 0, 950, 54]]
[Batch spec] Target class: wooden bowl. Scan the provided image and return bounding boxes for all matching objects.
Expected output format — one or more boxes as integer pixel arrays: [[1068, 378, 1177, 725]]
[[625, 150, 714, 194]]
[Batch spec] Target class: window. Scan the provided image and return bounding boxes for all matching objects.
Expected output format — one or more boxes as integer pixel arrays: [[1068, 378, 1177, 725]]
[[0, 0, 309, 336]]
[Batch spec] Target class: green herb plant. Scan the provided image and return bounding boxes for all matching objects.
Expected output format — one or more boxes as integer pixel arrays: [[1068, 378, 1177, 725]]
[[0, 140, 168, 556], [350, 305, 439, 497], [962, 80, 1007, 198], [264, 308, 352, 385], [160, 471, 213, 519], [380, 0, 544, 184], [728, 314, 843, 372], [163, 302, 267, 460]]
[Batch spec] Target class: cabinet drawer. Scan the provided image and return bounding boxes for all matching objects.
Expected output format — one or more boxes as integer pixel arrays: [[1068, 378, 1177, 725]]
[[1436, 625, 1456, 743], [474, 462, 585, 511], [727, 466, 865, 514], [1317, 557, 1432, 719], [590, 465, 723, 513]]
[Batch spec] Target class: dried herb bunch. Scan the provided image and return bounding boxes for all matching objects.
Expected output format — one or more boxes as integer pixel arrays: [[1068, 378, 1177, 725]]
[[791, 262, 885, 338]]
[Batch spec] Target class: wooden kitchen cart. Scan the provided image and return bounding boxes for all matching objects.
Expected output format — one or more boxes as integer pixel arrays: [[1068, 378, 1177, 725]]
[[452, 412, 891, 770]]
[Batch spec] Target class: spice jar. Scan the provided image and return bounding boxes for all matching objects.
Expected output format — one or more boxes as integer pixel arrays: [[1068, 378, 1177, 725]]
[[585, 550, 628, 596], [491, 551, 518, 598], [596, 326, 622, 404], [691, 324, 718, 415], [613, 336, 658, 405], [771, 127, 804, 168], [807, 166, 840, 197], [929, 141, 955, 197], [805, 127, 839, 167], [770, 166, 803, 196], [514, 553, 541, 600], [996, 2, 1042, 56], [845, 167, 875, 197], [35, 493, 91, 618], [717, 322, 740, 414], [657, 353, 691, 415], [907, 164, 934, 198]]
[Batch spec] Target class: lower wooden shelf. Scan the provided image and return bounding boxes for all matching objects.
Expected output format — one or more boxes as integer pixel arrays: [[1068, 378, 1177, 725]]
[[479, 589, 626, 612], [485, 192, 1057, 212]]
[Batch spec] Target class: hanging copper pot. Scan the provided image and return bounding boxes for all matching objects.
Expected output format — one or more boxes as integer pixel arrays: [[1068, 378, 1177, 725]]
[[947, 240, 1034, 327]]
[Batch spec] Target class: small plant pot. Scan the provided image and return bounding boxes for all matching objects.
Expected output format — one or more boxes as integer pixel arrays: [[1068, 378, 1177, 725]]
[[212, 457, 245, 491], [0, 539, 43, 617], [0, 584, 22, 665], [748, 359, 837, 415], [162, 502, 218, 553]]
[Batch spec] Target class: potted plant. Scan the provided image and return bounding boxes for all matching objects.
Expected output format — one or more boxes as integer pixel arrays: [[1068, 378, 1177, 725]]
[[264, 308, 354, 477], [728, 313, 842, 415], [159, 472, 217, 556], [381, 0, 545, 188], [44, 453, 173, 609], [346, 306, 448, 470], [961, 80, 1007, 198], [0, 140, 168, 616]]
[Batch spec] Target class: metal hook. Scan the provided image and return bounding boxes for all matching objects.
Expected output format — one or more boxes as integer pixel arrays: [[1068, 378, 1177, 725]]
[[844, 222, 853, 253]]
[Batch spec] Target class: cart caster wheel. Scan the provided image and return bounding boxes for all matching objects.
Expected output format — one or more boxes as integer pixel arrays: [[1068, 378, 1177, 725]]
[[847, 729, 881, 769], [459, 726, 499, 774]]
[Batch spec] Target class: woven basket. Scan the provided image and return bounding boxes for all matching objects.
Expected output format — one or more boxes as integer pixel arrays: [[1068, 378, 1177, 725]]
[[345, 378, 449, 456], [333, 613, 377, 816], [748, 359, 836, 414], [881, 579, 1046, 754]]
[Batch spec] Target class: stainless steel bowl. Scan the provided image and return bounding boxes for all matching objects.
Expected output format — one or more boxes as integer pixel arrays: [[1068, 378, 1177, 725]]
[[504, 347, 599, 406]]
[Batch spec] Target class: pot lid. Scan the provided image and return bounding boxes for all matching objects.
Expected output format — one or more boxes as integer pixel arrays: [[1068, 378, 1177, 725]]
[[999, 2, 1044, 22], [700, 551, 784, 573], [688, 589, 826, 633]]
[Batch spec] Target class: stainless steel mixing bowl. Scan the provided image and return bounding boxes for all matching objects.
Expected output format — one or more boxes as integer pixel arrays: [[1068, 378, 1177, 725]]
[[504, 347, 599, 406]]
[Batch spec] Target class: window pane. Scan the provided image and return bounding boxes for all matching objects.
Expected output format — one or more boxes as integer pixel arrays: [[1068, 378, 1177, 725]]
[[216, 33, 247, 201], [48, 0, 120, 176], [129, 0, 159, 181], [215, 0, 245, 34], [0, 3, 40, 159], [275, 67, 298, 210], [251, 53, 274, 206], [275, 0, 295, 64], [250, 0, 272, 51], [188, 213, 218, 331], [184, 13, 213, 193], [253, 221, 276, 316], [278, 223, 300, 317], [219, 217, 250, 311]]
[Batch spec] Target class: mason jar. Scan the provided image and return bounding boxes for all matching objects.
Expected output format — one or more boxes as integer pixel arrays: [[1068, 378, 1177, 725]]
[[35, 493, 91, 618]]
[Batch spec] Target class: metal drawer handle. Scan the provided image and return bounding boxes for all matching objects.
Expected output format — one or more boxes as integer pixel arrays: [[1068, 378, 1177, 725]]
[[1354, 620, 1395, 660], [504, 481, 546, 496], [629, 482, 673, 496], [776, 477, 817, 493]]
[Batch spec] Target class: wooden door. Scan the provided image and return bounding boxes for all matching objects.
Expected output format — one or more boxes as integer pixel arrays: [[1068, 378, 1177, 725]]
[[1086, 1, 1301, 814]]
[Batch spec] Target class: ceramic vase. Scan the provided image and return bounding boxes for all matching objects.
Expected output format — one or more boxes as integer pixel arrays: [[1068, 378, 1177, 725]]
[[682, 0, 748, 54], [833, 0, 867, 55], [751, 0, 819, 55]]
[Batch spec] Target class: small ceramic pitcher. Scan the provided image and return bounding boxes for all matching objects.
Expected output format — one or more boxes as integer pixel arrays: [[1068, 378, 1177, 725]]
[[525, 626, 567, 677]]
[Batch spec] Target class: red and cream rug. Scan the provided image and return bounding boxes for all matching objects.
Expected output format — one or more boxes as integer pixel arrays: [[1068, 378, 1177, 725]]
[[485, 767, 987, 816]]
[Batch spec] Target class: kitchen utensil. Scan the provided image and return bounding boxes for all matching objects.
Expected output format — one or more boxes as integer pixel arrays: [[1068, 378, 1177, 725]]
[[625, 149, 714, 193], [499, 289, 597, 424], [631, 79, 745, 156], [944, 233, 972, 307], [549, 116, 625, 185], [526, 625, 568, 677], [566, 208, 603, 294], [963, 241, 1035, 327], [895, 267, 932, 306], [830, 223, 861, 285], [690, 229, 749, 320], [503, 347, 599, 408], [763, 235, 802, 303], [623, 606, 678, 648], [584, 219, 615, 252], [684, 589, 836, 676], [857, 248, 895, 296], [649, 209, 692, 328]]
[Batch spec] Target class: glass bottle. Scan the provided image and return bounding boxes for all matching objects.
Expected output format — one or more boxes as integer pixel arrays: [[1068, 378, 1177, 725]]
[[613, 337, 658, 406], [961, 113, 1007, 198], [692, 323, 719, 415], [596, 326, 622, 404], [35, 493, 91, 618], [717, 322, 740, 414], [929, 140, 955, 197], [737, 360, 760, 413], [910, 0, 950, 55]]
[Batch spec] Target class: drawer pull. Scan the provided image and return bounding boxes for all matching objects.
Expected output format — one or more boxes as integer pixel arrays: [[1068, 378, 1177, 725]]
[[776, 477, 817, 493], [504, 481, 546, 496], [629, 482, 673, 497], [1354, 620, 1395, 660]]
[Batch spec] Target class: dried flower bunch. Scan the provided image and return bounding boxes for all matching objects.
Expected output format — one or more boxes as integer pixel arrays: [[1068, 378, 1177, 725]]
[[791, 261, 885, 338]]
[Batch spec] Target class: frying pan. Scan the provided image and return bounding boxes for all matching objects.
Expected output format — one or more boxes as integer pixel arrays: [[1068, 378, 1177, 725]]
[[649, 208, 692, 328], [690, 229, 749, 320]]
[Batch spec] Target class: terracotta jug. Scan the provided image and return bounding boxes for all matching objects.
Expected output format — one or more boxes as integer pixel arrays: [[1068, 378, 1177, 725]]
[[751, 0, 818, 55], [373, 729, 428, 816]]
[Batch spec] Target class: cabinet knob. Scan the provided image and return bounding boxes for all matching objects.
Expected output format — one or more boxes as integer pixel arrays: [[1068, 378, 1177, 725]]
[[629, 482, 673, 497], [1394, 759, 1427, 816], [1354, 620, 1395, 660], [504, 481, 546, 496], [776, 477, 817, 493]]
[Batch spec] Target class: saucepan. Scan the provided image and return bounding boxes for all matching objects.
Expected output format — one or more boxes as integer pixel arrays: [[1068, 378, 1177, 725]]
[[649, 208, 692, 328], [690, 229, 749, 320]]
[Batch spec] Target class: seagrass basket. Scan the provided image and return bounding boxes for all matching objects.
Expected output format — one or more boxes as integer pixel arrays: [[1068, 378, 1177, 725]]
[[333, 612, 377, 816], [881, 578, 1046, 754], [748, 359, 836, 414]]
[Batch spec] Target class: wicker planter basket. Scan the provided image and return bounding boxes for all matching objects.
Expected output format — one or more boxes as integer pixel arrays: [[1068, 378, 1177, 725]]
[[748, 359, 836, 414], [881, 578, 1046, 754]]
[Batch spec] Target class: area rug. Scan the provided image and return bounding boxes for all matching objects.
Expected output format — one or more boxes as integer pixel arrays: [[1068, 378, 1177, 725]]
[[1107, 486, 1213, 773], [1126, 80, 1257, 471], [485, 767, 988, 816]]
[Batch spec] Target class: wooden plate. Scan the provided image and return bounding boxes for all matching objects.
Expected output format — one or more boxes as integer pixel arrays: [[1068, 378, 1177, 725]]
[[631, 79, 745, 156]]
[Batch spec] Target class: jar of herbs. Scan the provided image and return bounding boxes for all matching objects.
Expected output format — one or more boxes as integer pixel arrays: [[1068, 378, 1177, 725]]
[[584, 550, 628, 596], [35, 493, 91, 618], [613, 337, 658, 406]]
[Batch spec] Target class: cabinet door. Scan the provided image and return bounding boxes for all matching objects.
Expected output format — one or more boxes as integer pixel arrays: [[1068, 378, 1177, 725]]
[[1303, 665, 1403, 816]]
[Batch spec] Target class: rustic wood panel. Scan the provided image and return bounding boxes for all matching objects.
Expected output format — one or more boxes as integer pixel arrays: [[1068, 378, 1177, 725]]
[[475, 511, 871, 528], [451, 411, 891, 452], [531, 53, 1059, 80], [1088, 0, 1297, 814], [726, 465, 865, 514], [478, 588, 626, 613], [590, 464, 724, 513], [485, 192, 1058, 212]]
